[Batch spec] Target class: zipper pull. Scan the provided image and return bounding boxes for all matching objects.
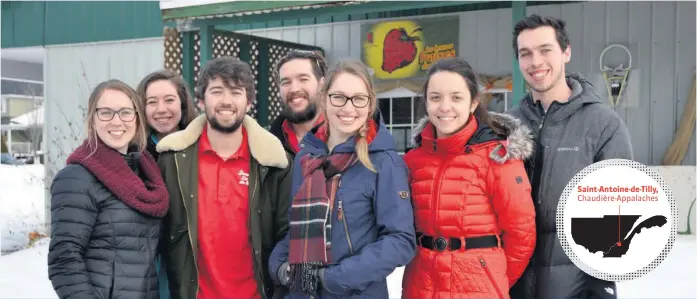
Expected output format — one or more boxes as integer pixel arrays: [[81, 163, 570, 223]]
[[479, 258, 486, 267], [538, 116, 545, 129], [338, 200, 343, 221], [464, 145, 472, 154]]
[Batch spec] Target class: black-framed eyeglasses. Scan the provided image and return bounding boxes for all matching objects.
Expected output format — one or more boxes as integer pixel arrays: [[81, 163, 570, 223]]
[[95, 107, 137, 122], [328, 93, 371, 108]]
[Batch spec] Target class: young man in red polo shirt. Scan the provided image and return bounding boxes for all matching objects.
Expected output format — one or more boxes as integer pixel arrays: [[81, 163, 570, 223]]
[[156, 57, 293, 299], [269, 50, 328, 157]]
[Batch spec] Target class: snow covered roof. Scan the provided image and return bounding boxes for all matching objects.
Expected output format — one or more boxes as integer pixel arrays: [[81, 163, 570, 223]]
[[10, 105, 43, 127]]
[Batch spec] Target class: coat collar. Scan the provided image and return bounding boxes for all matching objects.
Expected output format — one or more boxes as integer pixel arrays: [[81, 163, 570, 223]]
[[410, 112, 534, 163], [156, 114, 289, 169]]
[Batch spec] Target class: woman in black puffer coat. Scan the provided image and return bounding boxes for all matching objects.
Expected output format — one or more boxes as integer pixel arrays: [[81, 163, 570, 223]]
[[47, 79, 169, 299]]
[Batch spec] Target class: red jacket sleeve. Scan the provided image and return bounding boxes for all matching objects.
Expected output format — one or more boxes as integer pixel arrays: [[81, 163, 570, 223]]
[[487, 158, 536, 287]]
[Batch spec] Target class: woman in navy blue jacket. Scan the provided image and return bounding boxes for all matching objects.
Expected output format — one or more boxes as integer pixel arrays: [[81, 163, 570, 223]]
[[269, 59, 416, 299]]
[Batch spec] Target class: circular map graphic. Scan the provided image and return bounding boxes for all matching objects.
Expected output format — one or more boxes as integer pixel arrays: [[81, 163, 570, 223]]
[[556, 159, 678, 282]]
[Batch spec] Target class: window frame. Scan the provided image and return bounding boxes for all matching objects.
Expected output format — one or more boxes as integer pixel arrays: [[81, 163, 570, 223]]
[[377, 95, 419, 155], [1, 77, 44, 97]]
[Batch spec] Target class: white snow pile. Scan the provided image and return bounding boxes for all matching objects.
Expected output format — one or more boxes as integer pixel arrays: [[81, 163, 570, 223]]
[[0, 164, 47, 254]]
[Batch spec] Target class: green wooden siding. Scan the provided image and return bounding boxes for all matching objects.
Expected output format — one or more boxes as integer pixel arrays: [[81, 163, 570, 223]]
[[2, 1, 163, 48]]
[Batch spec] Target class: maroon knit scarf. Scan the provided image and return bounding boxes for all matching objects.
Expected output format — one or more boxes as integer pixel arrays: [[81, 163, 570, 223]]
[[288, 152, 357, 295], [65, 138, 170, 218]]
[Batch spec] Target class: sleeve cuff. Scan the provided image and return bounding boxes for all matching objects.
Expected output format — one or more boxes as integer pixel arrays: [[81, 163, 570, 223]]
[[277, 262, 290, 286], [319, 267, 346, 295]]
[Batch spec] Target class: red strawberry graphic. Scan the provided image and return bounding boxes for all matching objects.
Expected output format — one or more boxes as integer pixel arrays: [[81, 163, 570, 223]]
[[382, 27, 422, 73]]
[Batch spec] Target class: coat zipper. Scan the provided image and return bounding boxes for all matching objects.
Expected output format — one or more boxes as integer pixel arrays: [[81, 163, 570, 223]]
[[337, 200, 354, 255], [109, 260, 116, 299], [531, 114, 546, 205], [529, 105, 547, 297], [174, 154, 200, 298], [429, 157, 450, 299], [430, 161, 448, 235], [479, 257, 504, 298], [249, 168, 264, 295]]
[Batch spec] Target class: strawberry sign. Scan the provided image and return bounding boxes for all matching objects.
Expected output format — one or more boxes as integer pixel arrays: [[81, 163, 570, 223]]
[[381, 28, 422, 73], [361, 16, 459, 80]]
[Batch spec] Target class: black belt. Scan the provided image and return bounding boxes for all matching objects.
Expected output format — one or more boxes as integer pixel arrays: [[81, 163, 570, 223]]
[[417, 232, 500, 251]]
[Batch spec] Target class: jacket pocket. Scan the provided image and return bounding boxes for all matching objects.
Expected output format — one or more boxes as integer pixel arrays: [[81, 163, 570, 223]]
[[337, 200, 354, 255], [479, 256, 504, 298], [168, 227, 188, 244]]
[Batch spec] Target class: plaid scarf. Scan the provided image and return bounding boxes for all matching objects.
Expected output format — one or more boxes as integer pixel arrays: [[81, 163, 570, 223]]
[[288, 152, 358, 295]]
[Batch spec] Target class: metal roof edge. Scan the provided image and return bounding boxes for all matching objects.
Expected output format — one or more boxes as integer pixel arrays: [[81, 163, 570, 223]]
[[161, 1, 363, 21]]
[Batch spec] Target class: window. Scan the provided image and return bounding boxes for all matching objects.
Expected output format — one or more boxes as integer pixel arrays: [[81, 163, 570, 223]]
[[377, 96, 425, 154], [1, 78, 44, 97], [377, 89, 510, 154]]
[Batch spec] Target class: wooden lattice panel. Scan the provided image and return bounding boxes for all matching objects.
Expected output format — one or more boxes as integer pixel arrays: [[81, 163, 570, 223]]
[[212, 33, 241, 59], [163, 27, 324, 126], [266, 44, 301, 124], [248, 41, 260, 117], [163, 27, 183, 74], [193, 32, 201, 87]]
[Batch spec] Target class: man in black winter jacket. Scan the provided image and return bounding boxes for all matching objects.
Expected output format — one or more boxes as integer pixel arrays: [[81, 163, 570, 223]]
[[269, 50, 328, 158], [508, 15, 633, 299]]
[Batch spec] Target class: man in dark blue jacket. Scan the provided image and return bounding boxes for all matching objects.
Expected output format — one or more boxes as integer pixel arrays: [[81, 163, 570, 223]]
[[508, 14, 633, 299]]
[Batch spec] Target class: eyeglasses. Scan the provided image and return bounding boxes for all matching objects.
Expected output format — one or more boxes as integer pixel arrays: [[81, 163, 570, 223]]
[[96, 107, 137, 122], [328, 93, 371, 108]]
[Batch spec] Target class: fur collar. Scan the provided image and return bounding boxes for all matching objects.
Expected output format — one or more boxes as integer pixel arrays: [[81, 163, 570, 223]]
[[156, 114, 288, 168], [410, 112, 534, 163]]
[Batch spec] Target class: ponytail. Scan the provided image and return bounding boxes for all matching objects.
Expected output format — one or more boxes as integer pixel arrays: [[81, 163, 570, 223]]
[[355, 123, 376, 173]]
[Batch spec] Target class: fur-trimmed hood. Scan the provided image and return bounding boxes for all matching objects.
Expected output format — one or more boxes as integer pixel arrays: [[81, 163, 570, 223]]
[[156, 114, 288, 168], [410, 112, 534, 163]]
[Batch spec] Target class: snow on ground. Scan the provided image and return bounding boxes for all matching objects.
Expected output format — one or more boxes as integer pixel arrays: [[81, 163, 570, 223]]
[[0, 164, 46, 254], [0, 235, 694, 298], [389, 236, 697, 299], [0, 164, 695, 298], [0, 238, 56, 298]]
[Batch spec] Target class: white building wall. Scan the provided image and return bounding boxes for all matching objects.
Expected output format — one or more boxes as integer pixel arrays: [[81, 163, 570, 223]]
[[240, 1, 696, 167], [240, 21, 364, 67], [43, 37, 165, 187]]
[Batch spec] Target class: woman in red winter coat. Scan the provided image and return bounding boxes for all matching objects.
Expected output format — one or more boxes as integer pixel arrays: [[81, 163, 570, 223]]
[[401, 57, 537, 299]]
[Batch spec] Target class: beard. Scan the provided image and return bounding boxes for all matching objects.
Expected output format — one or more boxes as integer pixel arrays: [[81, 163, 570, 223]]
[[284, 102, 318, 124], [206, 106, 245, 134], [282, 90, 319, 124]]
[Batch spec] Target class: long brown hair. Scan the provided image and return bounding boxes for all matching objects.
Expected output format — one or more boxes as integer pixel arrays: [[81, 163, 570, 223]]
[[86, 79, 148, 153], [422, 57, 506, 135], [318, 59, 378, 172], [136, 69, 198, 133]]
